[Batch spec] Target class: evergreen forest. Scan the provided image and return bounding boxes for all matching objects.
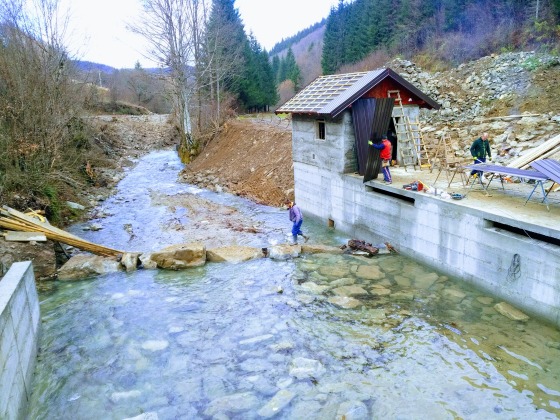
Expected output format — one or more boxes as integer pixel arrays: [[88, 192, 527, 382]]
[[320, 0, 560, 74]]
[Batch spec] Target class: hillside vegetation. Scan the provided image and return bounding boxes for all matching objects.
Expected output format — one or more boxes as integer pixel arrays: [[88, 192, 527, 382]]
[[272, 0, 560, 102]]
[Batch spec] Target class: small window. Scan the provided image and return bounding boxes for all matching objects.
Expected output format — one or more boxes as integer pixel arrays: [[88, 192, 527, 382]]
[[317, 120, 326, 140]]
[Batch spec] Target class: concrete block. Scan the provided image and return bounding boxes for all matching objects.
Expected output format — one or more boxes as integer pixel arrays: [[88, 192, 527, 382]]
[[0, 316, 15, 367], [25, 268, 39, 301], [0, 342, 19, 414], [8, 292, 26, 332], [30, 303, 40, 335], [0, 261, 38, 420], [16, 315, 32, 361], [7, 372, 24, 420], [14, 306, 31, 350]]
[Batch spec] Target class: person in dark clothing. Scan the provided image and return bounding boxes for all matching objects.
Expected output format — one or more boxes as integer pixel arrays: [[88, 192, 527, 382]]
[[470, 132, 492, 177], [285, 200, 309, 245], [369, 134, 393, 184]]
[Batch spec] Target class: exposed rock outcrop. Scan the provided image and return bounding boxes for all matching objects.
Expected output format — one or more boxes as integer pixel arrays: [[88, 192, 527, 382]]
[[206, 246, 264, 263], [149, 242, 207, 270], [57, 254, 120, 281]]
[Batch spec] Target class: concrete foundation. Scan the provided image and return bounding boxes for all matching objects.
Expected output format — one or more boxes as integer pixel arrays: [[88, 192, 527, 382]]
[[295, 162, 560, 327], [0, 261, 40, 420]]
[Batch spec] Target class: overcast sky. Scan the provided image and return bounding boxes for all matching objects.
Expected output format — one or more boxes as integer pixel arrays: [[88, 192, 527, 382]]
[[61, 0, 341, 69]]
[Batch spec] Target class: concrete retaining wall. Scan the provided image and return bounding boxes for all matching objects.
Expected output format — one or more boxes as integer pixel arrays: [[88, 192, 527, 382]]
[[294, 162, 560, 327], [0, 261, 40, 420]]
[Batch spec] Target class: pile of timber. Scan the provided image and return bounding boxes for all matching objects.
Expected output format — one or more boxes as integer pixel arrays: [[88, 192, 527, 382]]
[[0, 206, 123, 258], [508, 134, 560, 169]]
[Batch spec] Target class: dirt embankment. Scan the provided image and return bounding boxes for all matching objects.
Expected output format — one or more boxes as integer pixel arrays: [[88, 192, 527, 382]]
[[180, 117, 294, 206]]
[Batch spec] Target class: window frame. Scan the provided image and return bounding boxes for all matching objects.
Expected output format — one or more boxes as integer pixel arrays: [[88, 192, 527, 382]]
[[316, 119, 326, 140]]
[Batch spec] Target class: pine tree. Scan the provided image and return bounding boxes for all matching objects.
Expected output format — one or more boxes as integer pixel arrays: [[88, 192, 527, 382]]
[[284, 48, 301, 91], [239, 34, 278, 111], [204, 0, 247, 98], [322, 1, 348, 74], [271, 55, 280, 84]]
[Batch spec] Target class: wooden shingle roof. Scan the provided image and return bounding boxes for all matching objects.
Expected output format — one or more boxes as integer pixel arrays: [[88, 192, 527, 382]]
[[275, 68, 440, 118]]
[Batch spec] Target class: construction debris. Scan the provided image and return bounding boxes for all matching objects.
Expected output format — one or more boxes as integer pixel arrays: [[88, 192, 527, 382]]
[[344, 239, 380, 256], [508, 134, 560, 169], [0, 206, 124, 258], [3, 232, 47, 242]]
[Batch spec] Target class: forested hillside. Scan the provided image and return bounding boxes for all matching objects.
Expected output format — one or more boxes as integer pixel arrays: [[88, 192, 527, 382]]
[[323, 0, 559, 74], [272, 0, 560, 96]]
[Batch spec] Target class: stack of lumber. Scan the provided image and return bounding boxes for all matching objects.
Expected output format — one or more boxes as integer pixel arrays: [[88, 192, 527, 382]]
[[508, 134, 560, 169], [0, 206, 124, 258]]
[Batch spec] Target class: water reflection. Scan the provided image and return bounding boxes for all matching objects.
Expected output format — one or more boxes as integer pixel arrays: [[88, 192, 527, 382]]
[[27, 150, 560, 419]]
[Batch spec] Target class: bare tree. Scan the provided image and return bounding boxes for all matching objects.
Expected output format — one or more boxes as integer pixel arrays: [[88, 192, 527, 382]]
[[203, 17, 243, 126], [127, 62, 155, 106], [130, 0, 208, 162], [0, 0, 87, 217]]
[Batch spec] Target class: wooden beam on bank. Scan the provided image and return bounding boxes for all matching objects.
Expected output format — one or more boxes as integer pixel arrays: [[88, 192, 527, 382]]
[[0, 206, 124, 258]]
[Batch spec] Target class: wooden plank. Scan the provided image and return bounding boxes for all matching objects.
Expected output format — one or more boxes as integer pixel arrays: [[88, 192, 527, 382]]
[[508, 134, 560, 169], [5, 231, 47, 242], [3, 206, 82, 240], [0, 206, 125, 257]]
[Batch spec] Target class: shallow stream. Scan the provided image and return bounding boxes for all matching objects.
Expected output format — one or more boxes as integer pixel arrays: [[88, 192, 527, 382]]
[[27, 150, 560, 419]]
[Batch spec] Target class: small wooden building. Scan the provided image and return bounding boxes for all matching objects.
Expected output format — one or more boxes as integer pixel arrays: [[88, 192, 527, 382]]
[[276, 68, 440, 181]]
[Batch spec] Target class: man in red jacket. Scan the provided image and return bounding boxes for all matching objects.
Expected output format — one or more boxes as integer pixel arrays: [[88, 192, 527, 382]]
[[369, 134, 393, 184]]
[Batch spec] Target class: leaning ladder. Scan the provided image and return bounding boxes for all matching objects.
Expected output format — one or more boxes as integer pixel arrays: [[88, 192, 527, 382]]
[[407, 116, 431, 169], [387, 90, 430, 171]]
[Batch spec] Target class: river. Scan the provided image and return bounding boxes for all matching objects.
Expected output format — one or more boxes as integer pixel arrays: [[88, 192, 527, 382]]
[[26, 150, 560, 419]]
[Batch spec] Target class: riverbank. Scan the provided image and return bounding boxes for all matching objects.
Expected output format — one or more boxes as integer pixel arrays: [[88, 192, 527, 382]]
[[0, 114, 177, 280]]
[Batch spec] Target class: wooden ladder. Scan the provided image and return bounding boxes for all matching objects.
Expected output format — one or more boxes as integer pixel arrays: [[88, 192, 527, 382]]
[[407, 116, 431, 169], [432, 133, 469, 187], [388, 90, 429, 171]]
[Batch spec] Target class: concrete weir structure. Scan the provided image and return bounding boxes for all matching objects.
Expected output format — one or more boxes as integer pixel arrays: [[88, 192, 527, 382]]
[[292, 113, 560, 328], [277, 67, 559, 327], [0, 261, 40, 420]]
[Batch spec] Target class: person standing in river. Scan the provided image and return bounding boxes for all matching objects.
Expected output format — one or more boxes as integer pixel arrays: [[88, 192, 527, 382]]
[[285, 200, 309, 245]]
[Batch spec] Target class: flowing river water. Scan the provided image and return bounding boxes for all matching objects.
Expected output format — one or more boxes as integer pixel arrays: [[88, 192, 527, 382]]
[[27, 150, 560, 419]]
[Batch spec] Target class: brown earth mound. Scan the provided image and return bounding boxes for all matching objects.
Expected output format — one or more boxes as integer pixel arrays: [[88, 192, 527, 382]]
[[180, 117, 294, 207]]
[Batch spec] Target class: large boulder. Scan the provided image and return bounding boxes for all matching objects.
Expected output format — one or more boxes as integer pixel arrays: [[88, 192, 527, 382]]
[[301, 244, 344, 255], [268, 244, 301, 260], [57, 254, 121, 281], [206, 246, 263, 263], [150, 242, 206, 270], [120, 252, 140, 272]]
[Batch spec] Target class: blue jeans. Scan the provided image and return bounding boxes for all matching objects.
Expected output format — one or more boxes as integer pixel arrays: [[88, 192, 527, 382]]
[[381, 160, 392, 182], [292, 220, 303, 236], [470, 157, 486, 176]]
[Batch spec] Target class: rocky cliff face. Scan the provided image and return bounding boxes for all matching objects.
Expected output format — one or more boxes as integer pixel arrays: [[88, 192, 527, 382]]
[[389, 52, 560, 164]]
